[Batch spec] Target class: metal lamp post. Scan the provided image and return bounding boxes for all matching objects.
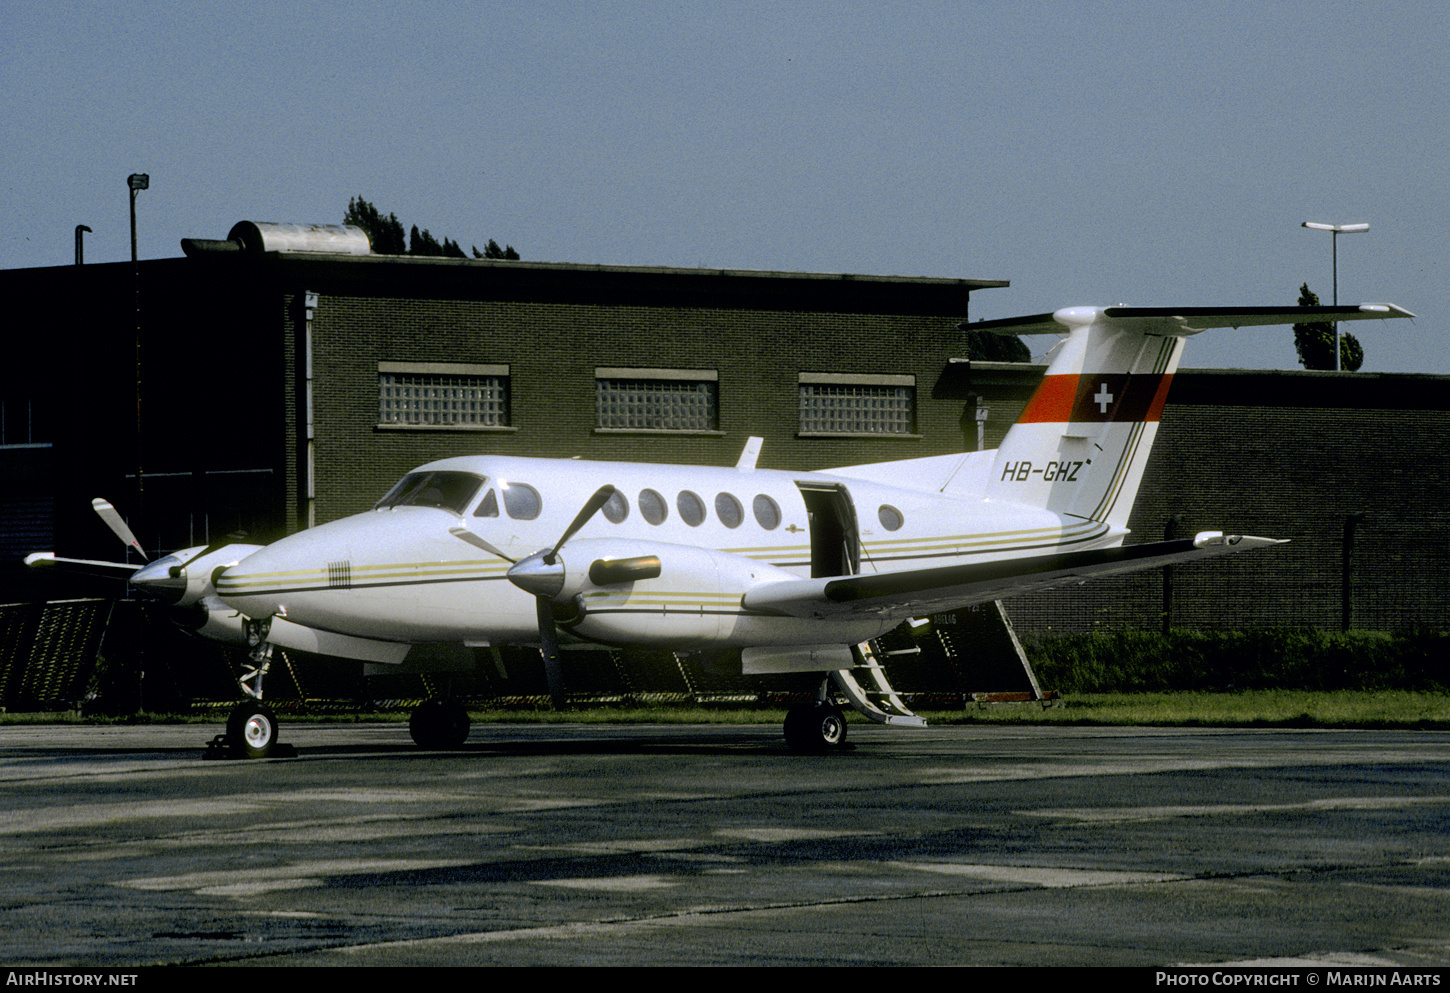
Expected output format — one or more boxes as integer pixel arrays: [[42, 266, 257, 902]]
[[129, 174, 149, 514], [128, 173, 148, 261], [1301, 221, 1369, 371]]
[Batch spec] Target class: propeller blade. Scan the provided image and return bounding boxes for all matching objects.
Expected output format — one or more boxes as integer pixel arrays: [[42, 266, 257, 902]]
[[544, 485, 616, 565], [535, 595, 567, 709], [448, 525, 518, 564], [24, 552, 142, 577], [92, 498, 146, 560]]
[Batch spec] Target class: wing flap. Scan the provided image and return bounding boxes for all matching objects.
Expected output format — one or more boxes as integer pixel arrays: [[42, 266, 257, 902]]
[[741, 532, 1284, 621]]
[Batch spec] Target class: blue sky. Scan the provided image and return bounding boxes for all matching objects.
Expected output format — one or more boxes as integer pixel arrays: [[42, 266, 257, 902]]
[[3, 0, 1444, 372]]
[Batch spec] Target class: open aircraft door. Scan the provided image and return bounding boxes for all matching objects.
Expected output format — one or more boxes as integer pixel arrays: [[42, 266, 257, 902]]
[[795, 482, 859, 578]]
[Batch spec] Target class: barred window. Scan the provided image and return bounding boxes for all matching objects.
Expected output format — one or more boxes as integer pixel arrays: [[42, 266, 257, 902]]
[[798, 374, 915, 436], [378, 362, 509, 428], [595, 368, 718, 432]]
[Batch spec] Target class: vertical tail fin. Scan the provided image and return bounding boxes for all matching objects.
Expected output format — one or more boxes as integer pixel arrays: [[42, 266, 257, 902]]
[[984, 307, 1183, 532]]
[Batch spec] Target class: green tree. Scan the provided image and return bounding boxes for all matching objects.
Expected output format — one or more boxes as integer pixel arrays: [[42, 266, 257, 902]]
[[474, 238, 520, 260], [343, 196, 406, 255], [1293, 282, 1363, 372], [342, 197, 517, 259], [409, 225, 443, 256], [964, 327, 1030, 362]]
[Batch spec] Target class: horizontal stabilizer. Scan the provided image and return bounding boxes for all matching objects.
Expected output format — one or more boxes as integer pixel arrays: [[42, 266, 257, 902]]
[[742, 532, 1284, 622], [972, 304, 1415, 337]]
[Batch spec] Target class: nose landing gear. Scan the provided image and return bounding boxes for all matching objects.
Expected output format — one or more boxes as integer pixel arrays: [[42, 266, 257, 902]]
[[226, 702, 279, 759], [206, 617, 293, 759]]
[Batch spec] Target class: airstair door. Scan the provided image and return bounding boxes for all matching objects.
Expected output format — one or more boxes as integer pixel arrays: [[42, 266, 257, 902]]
[[795, 482, 860, 578]]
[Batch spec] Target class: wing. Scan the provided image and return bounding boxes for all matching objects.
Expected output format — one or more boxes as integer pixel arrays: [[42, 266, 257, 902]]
[[741, 532, 1284, 621]]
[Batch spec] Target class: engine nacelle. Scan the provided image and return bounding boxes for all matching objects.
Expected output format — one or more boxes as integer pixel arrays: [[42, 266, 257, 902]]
[[173, 594, 251, 644]]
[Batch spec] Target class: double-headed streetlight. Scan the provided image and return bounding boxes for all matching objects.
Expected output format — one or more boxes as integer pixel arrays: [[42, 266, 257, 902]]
[[1301, 221, 1369, 371]]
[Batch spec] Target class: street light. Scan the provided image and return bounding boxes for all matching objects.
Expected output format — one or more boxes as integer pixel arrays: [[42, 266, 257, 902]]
[[128, 173, 149, 514], [1301, 221, 1369, 371], [128, 173, 149, 263]]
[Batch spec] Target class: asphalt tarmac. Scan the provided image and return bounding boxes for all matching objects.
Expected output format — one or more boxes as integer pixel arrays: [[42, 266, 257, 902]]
[[1, 719, 1449, 967]]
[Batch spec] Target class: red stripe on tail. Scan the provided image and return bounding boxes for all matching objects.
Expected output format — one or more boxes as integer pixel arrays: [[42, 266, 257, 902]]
[[1019, 373, 1173, 424]]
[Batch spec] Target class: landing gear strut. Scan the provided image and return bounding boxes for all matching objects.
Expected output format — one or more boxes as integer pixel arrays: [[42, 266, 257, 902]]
[[207, 617, 289, 759]]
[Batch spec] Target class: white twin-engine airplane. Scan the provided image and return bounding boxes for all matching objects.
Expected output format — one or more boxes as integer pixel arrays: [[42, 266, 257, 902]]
[[27, 302, 1413, 757]]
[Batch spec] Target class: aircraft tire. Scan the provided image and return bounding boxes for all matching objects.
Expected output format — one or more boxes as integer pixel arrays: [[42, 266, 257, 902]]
[[783, 702, 848, 754], [226, 702, 279, 759], [409, 699, 471, 749]]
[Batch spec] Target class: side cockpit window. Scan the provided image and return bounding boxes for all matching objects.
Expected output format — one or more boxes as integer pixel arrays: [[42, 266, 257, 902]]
[[375, 471, 484, 515], [475, 489, 499, 518]]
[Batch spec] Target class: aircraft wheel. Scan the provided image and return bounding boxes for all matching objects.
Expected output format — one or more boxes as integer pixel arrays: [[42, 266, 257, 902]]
[[783, 702, 848, 754], [409, 699, 471, 749], [226, 702, 279, 759]]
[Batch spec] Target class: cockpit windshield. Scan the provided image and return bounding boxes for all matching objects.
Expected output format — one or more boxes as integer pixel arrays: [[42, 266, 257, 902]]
[[374, 471, 485, 514]]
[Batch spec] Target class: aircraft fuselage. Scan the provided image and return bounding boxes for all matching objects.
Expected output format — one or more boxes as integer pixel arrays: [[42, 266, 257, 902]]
[[215, 453, 1106, 652]]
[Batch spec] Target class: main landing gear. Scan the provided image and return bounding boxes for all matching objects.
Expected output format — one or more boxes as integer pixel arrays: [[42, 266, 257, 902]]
[[783, 699, 849, 753], [783, 677, 850, 754], [408, 698, 471, 748], [780, 650, 929, 754]]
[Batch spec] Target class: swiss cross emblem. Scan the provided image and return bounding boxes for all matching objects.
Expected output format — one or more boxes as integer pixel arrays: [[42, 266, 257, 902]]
[[1069, 374, 1134, 421], [1094, 383, 1115, 414]]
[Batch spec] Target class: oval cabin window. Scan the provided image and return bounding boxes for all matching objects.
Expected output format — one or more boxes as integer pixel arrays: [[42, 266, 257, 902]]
[[602, 489, 630, 524], [752, 494, 781, 530], [639, 489, 667, 525], [677, 490, 706, 527], [715, 493, 743, 529]]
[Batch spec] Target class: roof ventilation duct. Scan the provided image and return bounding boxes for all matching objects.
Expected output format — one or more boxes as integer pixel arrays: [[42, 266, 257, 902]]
[[182, 222, 371, 257], [227, 221, 371, 255]]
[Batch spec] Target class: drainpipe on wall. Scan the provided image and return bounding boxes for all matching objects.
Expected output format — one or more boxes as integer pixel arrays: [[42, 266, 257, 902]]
[[302, 291, 318, 530]]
